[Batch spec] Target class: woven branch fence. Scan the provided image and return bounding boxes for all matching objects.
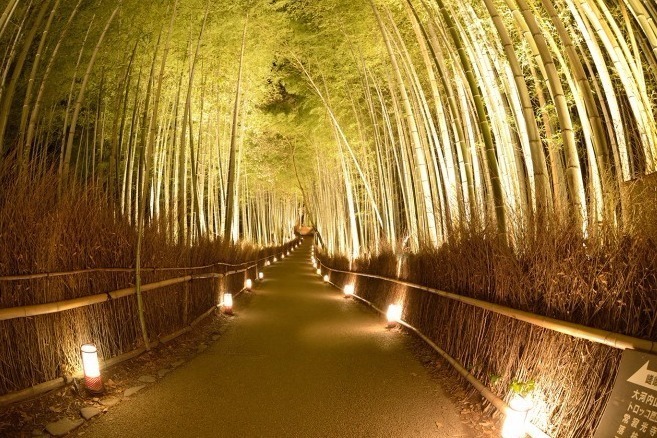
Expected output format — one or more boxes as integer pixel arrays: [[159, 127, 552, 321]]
[[0, 239, 299, 405], [317, 257, 652, 438]]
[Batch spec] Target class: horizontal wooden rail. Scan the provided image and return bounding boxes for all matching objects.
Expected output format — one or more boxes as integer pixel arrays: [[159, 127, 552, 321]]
[[0, 244, 293, 281], [0, 262, 261, 406], [0, 239, 298, 406], [319, 262, 657, 353], [0, 263, 259, 322]]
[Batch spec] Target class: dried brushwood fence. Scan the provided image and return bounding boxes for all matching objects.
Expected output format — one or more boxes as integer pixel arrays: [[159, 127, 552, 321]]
[[0, 240, 297, 405], [316, 228, 657, 438]]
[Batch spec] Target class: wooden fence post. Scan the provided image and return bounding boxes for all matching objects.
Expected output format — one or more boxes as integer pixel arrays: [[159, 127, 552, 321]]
[[183, 280, 190, 326]]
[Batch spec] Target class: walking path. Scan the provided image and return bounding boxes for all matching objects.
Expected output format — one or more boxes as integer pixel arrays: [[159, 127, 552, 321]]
[[82, 240, 472, 437]]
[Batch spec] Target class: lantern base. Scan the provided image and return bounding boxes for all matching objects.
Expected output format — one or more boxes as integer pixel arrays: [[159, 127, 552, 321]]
[[386, 321, 397, 329], [223, 307, 234, 316], [84, 376, 104, 394]]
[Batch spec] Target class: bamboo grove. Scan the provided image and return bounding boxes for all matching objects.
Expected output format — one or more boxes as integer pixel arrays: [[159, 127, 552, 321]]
[[1, 0, 657, 434], [294, 0, 657, 256], [0, 0, 300, 247], [2, 0, 656, 255]]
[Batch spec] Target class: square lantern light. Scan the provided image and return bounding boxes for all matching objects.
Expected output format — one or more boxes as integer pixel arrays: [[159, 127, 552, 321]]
[[245, 278, 253, 291], [343, 284, 355, 298], [265, 260, 271, 266], [502, 395, 533, 438], [258, 271, 264, 280], [316, 268, 322, 276], [81, 343, 103, 393], [223, 293, 234, 315], [386, 304, 403, 328], [323, 274, 329, 283]]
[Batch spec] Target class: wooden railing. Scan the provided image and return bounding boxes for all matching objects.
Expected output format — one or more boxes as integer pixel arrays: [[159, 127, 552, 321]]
[[318, 263, 656, 352], [0, 240, 298, 406], [316, 257, 657, 438]]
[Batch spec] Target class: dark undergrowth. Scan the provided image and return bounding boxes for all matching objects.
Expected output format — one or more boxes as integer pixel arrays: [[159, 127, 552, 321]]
[[0, 163, 295, 396], [318, 223, 657, 438]]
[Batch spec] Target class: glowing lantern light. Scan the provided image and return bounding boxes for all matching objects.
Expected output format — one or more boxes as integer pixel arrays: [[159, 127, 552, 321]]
[[223, 293, 234, 315], [245, 279, 253, 291], [316, 268, 321, 276], [258, 272, 264, 280], [281, 254, 285, 259], [343, 284, 355, 297], [502, 395, 533, 438], [265, 260, 271, 266], [81, 344, 103, 393], [386, 304, 403, 327], [274, 257, 278, 262], [323, 274, 329, 283]]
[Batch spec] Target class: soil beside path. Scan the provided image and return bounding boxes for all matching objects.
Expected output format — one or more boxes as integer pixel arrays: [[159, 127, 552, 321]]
[[80, 240, 477, 437]]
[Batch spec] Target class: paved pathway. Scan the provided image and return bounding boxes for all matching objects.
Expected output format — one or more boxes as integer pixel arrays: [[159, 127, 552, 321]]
[[82, 240, 472, 437]]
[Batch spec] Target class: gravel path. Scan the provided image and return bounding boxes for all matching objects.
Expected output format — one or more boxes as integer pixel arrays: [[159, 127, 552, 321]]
[[81, 240, 474, 437]]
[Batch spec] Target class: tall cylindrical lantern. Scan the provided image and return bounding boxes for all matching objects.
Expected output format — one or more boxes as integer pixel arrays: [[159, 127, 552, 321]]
[[223, 293, 234, 315], [81, 344, 103, 393]]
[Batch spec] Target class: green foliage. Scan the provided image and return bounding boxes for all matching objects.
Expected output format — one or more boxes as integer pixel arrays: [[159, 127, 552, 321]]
[[509, 378, 535, 396]]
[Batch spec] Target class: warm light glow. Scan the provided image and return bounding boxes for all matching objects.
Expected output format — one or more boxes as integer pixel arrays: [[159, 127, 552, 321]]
[[81, 343, 103, 393], [502, 395, 533, 438], [265, 260, 271, 266], [274, 257, 278, 262], [258, 272, 264, 280], [343, 284, 355, 296], [323, 274, 329, 282], [81, 344, 100, 378], [316, 268, 321, 276], [245, 279, 253, 290], [223, 293, 233, 308], [386, 304, 402, 323]]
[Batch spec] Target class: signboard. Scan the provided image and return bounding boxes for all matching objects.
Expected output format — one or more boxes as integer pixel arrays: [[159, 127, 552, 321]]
[[595, 349, 657, 437]]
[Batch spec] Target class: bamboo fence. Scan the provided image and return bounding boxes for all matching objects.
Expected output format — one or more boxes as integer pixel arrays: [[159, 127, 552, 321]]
[[317, 258, 657, 438], [333, 279, 550, 438], [0, 242, 296, 406], [318, 262, 656, 352]]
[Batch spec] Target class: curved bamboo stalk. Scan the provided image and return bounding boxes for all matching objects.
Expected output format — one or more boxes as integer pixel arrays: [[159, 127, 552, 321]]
[[370, 0, 440, 247], [16, 0, 60, 168], [0, 0, 50, 154], [60, 5, 119, 186], [482, 0, 552, 218], [224, 16, 248, 242], [506, 0, 588, 230], [432, 0, 509, 238]]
